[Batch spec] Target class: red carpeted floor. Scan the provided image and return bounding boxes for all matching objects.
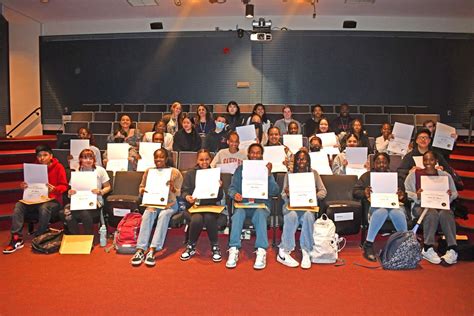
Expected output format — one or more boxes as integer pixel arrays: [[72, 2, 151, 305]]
[[1, 230, 473, 316]]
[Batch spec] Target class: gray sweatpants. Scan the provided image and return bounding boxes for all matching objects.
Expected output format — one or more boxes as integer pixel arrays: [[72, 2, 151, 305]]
[[413, 207, 457, 247]]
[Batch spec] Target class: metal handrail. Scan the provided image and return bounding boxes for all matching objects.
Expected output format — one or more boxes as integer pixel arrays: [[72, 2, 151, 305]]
[[6, 106, 41, 138]]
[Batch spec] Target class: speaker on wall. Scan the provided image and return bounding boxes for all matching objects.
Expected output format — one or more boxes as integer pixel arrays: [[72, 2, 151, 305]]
[[343, 20, 357, 29]]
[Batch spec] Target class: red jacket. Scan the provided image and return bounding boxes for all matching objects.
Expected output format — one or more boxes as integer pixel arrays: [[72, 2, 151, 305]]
[[42, 158, 68, 206]]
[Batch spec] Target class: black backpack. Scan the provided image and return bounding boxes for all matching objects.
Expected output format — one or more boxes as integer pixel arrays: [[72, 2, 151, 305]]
[[31, 229, 64, 254], [379, 231, 422, 270]]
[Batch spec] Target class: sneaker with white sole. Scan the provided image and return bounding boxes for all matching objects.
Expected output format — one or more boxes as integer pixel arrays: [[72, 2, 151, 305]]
[[131, 250, 145, 266], [3, 234, 24, 254], [253, 248, 267, 270], [301, 249, 312, 269], [180, 244, 196, 261], [145, 250, 156, 267], [226, 247, 239, 269], [422, 247, 441, 264], [211, 245, 222, 262], [277, 248, 299, 268], [441, 249, 458, 265]]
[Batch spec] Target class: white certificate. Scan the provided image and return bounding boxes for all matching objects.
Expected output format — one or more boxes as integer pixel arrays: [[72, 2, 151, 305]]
[[288, 172, 317, 208], [321, 146, 340, 156], [387, 122, 414, 155], [137, 142, 162, 171], [263, 146, 287, 173], [107, 143, 129, 172], [242, 160, 268, 199], [421, 175, 450, 210], [192, 168, 220, 199], [413, 156, 438, 169], [23, 164, 49, 202], [283, 134, 303, 154], [142, 168, 172, 206], [236, 125, 257, 142], [346, 167, 367, 179], [70, 171, 97, 210], [370, 172, 399, 208], [24, 163, 48, 184], [23, 183, 49, 203], [216, 162, 239, 174], [309, 152, 333, 175], [70, 139, 90, 170], [432, 122, 456, 151], [317, 132, 338, 148], [239, 139, 255, 153], [346, 147, 368, 169]]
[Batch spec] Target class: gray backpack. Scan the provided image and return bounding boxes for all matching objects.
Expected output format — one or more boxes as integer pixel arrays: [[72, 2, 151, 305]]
[[379, 231, 422, 270]]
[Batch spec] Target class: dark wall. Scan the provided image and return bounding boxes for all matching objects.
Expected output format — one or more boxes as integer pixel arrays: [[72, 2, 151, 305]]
[[40, 31, 474, 125], [0, 14, 10, 126]]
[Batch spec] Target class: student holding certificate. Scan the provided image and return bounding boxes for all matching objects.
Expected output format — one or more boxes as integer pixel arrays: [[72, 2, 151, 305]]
[[398, 129, 452, 183], [142, 120, 174, 151], [3, 145, 68, 254], [278, 150, 327, 269], [107, 114, 142, 148], [404, 151, 459, 265], [352, 153, 408, 262], [131, 148, 183, 267], [226, 144, 280, 270], [67, 127, 103, 168], [60, 149, 111, 235], [180, 150, 225, 262], [375, 123, 394, 154], [332, 133, 369, 175], [340, 119, 373, 154]]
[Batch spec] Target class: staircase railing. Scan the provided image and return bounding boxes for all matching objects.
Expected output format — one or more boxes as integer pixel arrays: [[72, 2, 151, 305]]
[[6, 107, 41, 138]]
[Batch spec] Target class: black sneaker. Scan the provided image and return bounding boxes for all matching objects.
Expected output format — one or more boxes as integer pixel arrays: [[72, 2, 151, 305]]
[[362, 241, 377, 262], [211, 245, 222, 262], [130, 250, 145, 266], [180, 244, 196, 261], [145, 250, 156, 267], [3, 234, 24, 254]]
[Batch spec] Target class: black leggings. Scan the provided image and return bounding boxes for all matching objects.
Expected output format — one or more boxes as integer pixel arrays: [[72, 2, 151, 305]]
[[184, 211, 226, 246], [60, 206, 99, 235]]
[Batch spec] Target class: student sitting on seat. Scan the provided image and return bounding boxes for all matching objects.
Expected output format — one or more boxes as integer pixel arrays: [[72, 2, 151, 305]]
[[3, 145, 68, 254], [61, 149, 111, 235], [180, 149, 225, 262], [278, 150, 327, 269], [226, 143, 280, 270], [130, 148, 183, 267]]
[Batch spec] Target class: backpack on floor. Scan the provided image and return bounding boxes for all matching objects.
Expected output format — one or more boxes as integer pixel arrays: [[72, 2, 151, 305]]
[[32, 228, 64, 254], [310, 214, 346, 265], [379, 231, 422, 270], [111, 212, 142, 254]]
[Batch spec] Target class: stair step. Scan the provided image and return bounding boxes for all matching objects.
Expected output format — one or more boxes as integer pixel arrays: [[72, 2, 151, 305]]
[[456, 170, 474, 189], [0, 150, 37, 165], [0, 164, 23, 182], [450, 155, 474, 172], [0, 202, 16, 220], [0, 136, 56, 151], [459, 189, 474, 201]]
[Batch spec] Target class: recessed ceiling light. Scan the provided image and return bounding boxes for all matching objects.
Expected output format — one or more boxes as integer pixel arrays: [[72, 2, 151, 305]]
[[127, 0, 159, 7]]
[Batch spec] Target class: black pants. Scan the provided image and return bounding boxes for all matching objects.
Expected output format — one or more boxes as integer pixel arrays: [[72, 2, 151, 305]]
[[184, 211, 227, 246], [60, 205, 99, 235]]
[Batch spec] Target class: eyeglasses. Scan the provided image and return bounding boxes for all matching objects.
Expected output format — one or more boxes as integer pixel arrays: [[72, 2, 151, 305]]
[[417, 136, 430, 140]]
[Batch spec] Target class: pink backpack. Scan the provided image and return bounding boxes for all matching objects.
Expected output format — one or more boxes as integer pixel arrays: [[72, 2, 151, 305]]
[[114, 212, 142, 254]]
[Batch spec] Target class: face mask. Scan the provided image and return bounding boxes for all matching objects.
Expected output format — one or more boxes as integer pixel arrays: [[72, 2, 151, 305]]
[[215, 121, 226, 131]]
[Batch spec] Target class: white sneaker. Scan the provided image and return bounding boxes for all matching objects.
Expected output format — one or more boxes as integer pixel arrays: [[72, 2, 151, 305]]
[[441, 249, 458, 265], [277, 248, 299, 268], [226, 247, 239, 269], [422, 247, 441, 264], [253, 248, 267, 270], [301, 249, 312, 269]]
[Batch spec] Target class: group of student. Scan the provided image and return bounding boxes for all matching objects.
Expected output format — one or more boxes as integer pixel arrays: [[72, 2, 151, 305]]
[[3, 101, 461, 270]]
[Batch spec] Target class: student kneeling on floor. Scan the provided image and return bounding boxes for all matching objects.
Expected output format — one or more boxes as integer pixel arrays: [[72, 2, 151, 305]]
[[3, 145, 68, 254], [226, 143, 280, 270]]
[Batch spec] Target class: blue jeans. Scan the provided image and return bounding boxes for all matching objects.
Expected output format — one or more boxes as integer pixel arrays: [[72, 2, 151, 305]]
[[279, 205, 316, 253], [229, 208, 269, 249], [136, 203, 178, 251], [366, 207, 407, 242]]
